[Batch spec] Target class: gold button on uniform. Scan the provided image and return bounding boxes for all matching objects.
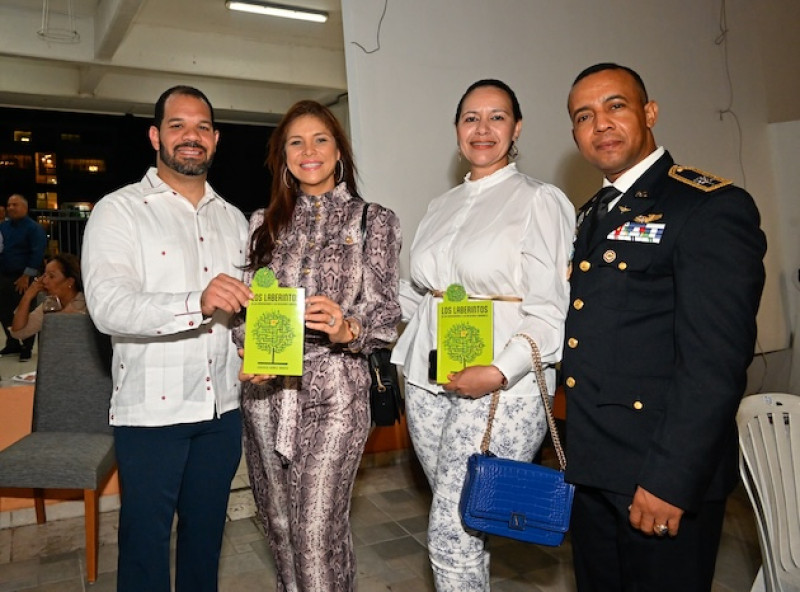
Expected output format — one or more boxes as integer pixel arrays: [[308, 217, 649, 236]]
[[618, 262, 628, 271], [568, 337, 578, 348], [573, 298, 584, 310], [303, 268, 311, 275], [566, 377, 576, 388], [345, 236, 354, 245], [633, 400, 644, 410], [603, 250, 617, 263], [579, 260, 591, 272]]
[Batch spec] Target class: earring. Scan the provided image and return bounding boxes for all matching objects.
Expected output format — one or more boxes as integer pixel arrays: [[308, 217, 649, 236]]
[[457, 149, 463, 163], [335, 159, 344, 183], [282, 165, 292, 189], [508, 141, 519, 161]]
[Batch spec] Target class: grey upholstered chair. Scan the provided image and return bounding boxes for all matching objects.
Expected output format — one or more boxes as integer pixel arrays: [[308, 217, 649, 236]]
[[0, 313, 114, 583]]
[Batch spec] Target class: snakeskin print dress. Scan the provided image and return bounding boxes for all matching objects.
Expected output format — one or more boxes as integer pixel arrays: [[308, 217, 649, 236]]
[[233, 183, 401, 592]]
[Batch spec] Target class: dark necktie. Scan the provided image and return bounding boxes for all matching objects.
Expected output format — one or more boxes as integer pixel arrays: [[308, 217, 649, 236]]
[[594, 185, 621, 221], [587, 185, 621, 236]]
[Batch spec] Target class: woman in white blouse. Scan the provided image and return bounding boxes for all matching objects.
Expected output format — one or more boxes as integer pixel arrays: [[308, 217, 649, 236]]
[[392, 79, 575, 591]]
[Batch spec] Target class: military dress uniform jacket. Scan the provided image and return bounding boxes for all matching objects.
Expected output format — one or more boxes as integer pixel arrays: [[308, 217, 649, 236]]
[[562, 151, 766, 513]]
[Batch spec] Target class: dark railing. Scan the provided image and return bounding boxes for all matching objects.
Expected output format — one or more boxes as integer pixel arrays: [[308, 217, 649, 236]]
[[32, 209, 89, 257], [30, 208, 255, 260]]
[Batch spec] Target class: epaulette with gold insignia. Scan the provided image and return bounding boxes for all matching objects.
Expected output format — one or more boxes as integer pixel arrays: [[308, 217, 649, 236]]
[[668, 165, 733, 192]]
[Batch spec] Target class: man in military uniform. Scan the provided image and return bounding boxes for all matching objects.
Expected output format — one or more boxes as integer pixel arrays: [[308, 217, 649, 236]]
[[562, 63, 766, 591]]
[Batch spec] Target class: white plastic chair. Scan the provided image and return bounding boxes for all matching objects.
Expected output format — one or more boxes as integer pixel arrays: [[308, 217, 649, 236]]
[[737, 393, 800, 592]]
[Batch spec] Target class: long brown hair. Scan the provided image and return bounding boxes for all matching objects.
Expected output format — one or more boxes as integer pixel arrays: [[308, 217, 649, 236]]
[[247, 100, 359, 270]]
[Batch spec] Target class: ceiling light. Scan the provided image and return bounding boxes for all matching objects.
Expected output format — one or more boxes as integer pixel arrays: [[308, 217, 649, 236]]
[[37, 0, 80, 43], [225, 1, 328, 23]]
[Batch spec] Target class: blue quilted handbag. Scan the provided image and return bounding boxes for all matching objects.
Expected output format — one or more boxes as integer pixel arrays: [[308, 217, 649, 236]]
[[459, 334, 575, 546]]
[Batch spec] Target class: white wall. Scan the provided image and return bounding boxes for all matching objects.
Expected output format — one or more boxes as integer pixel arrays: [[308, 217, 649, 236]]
[[755, 0, 800, 123], [342, 0, 789, 356], [769, 121, 800, 392]]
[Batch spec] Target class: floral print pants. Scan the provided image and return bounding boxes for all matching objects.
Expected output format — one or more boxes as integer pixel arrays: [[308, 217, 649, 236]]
[[405, 383, 548, 591]]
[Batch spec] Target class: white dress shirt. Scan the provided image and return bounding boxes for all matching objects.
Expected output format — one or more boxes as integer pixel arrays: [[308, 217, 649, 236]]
[[392, 163, 575, 395], [601, 146, 665, 209], [82, 168, 248, 427]]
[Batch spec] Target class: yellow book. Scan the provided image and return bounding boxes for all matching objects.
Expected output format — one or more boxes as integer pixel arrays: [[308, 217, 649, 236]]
[[243, 268, 305, 376], [436, 284, 493, 384]]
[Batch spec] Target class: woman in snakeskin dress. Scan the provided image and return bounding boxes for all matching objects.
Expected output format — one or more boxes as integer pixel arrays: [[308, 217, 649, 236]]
[[234, 100, 401, 591]]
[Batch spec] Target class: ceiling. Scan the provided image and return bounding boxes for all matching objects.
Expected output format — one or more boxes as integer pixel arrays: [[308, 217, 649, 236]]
[[0, 0, 345, 124]]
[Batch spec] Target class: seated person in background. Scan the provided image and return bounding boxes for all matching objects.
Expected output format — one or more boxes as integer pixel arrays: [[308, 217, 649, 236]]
[[10, 253, 86, 342]]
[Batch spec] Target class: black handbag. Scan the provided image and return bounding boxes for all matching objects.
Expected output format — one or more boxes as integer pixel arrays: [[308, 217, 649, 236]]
[[360, 203, 404, 426], [459, 333, 574, 545], [368, 348, 404, 426]]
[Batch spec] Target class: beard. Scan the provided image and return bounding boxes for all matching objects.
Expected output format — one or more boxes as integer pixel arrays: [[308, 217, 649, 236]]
[[159, 141, 214, 176]]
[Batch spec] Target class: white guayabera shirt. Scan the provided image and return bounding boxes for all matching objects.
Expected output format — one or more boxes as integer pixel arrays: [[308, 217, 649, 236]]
[[82, 168, 248, 427]]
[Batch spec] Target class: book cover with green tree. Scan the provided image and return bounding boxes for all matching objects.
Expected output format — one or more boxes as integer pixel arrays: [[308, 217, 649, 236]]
[[435, 284, 493, 383], [243, 268, 305, 376]]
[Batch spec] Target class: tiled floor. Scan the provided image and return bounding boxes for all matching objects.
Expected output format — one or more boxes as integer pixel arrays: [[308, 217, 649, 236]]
[[0, 349, 764, 591], [0, 451, 764, 592], [0, 341, 38, 384]]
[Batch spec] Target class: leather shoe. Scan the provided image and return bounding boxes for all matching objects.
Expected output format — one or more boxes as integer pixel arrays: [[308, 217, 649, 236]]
[[19, 348, 32, 362], [0, 344, 21, 356]]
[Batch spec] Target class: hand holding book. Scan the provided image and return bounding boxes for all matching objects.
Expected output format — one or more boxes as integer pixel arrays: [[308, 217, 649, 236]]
[[442, 364, 507, 399], [242, 268, 305, 376], [304, 295, 356, 344]]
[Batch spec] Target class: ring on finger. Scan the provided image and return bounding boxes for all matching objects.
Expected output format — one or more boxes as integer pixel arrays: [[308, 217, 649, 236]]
[[654, 523, 669, 536], [327, 314, 336, 327]]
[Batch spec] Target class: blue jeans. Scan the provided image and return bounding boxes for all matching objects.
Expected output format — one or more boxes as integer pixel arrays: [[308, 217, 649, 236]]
[[114, 409, 242, 592]]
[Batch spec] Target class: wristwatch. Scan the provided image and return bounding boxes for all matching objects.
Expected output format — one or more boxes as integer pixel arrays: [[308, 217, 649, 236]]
[[495, 366, 508, 389], [343, 317, 362, 348]]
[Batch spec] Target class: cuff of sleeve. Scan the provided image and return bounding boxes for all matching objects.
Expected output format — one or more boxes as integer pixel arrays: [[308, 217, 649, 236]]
[[185, 291, 203, 314], [176, 292, 206, 328], [493, 337, 534, 388], [637, 470, 695, 513]]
